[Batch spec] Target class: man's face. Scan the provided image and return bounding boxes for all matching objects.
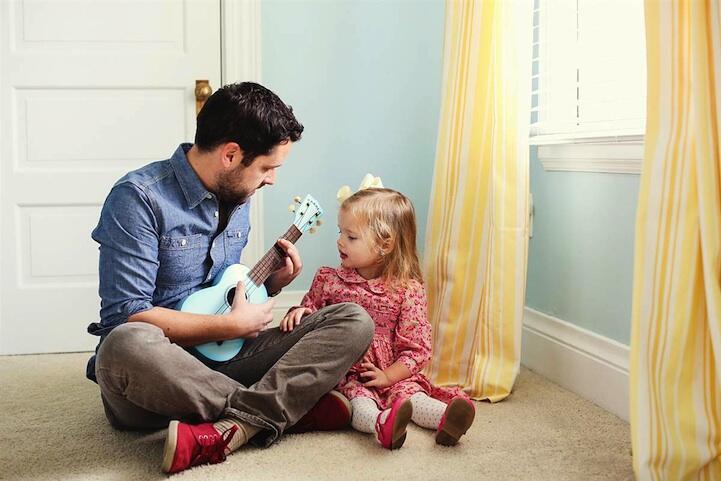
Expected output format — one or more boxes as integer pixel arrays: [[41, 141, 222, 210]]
[[216, 141, 292, 204]]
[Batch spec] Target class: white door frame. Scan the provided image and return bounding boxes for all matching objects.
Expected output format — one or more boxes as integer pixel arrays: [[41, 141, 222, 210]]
[[221, 0, 264, 263]]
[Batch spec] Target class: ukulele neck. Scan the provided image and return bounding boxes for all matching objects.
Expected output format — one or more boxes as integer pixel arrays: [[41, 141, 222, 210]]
[[247, 225, 302, 286]]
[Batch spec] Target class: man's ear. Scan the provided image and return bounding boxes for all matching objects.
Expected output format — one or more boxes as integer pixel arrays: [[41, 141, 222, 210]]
[[219, 142, 244, 169]]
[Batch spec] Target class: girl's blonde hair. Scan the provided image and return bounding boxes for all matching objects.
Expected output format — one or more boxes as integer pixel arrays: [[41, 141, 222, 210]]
[[340, 187, 423, 285]]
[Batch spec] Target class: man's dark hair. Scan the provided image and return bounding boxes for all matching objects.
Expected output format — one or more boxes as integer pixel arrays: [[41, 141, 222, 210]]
[[194, 82, 304, 165]]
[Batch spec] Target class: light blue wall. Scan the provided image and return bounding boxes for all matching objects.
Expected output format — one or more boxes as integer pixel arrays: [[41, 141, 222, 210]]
[[260, 2, 636, 347], [525, 147, 640, 345], [260, 0, 446, 289]]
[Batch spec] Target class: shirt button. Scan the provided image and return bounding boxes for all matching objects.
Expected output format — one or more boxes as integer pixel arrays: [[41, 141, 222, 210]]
[[236, 232, 241, 238], [206, 194, 213, 200], [214, 211, 219, 218], [180, 239, 187, 246]]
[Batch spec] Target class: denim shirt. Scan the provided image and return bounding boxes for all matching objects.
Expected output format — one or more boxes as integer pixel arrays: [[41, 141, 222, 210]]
[[86, 143, 251, 381]]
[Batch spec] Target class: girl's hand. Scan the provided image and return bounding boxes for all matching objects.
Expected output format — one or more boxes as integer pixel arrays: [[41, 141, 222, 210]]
[[360, 362, 392, 388], [280, 307, 311, 332]]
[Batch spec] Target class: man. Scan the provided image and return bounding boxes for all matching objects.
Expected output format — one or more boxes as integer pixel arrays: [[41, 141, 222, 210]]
[[86, 82, 374, 474]]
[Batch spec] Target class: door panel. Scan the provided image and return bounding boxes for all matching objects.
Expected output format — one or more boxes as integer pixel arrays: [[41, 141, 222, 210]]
[[0, 0, 221, 354]]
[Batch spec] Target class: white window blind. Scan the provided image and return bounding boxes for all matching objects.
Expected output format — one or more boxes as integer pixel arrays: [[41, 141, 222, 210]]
[[531, 0, 647, 144]]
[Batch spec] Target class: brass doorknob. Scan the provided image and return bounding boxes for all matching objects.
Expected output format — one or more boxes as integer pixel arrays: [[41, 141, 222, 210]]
[[195, 80, 213, 115]]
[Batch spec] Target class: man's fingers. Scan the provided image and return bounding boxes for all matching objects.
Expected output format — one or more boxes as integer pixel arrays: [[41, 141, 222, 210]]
[[278, 239, 302, 275], [232, 281, 246, 306]]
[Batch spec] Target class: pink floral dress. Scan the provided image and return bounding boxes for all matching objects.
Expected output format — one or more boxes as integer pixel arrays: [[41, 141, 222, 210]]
[[300, 266, 468, 410]]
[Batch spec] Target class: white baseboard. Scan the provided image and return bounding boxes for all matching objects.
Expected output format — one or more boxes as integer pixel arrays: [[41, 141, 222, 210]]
[[521, 307, 630, 421]]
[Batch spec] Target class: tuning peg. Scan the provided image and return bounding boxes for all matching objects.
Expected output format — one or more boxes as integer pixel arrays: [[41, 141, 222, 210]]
[[309, 227, 317, 234], [316, 219, 323, 226], [293, 196, 302, 204], [288, 204, 296, 212]]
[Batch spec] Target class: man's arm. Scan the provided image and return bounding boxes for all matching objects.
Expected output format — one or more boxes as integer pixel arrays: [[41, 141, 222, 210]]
[[129, 282, 274, 345], [93, 183, 272, 344]]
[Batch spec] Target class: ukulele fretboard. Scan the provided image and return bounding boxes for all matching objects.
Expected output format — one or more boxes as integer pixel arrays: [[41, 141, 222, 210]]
[[248, 225, 302, 286]]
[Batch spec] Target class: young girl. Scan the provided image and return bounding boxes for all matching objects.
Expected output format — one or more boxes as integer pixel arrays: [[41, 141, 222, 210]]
[[280, 187, 475, 450]]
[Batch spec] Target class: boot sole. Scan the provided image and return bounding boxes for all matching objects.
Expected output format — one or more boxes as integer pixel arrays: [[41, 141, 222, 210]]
[[161, 420, 179, 473], [390, 400, 413, 450], [436, 398, 475, 446]]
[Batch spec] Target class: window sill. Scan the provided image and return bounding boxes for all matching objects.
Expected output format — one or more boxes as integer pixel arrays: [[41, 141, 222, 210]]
[[532, 135, 644, 174]]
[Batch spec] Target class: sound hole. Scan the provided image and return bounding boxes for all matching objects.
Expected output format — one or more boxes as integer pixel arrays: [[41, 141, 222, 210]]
[[226, 287, 236, 305]]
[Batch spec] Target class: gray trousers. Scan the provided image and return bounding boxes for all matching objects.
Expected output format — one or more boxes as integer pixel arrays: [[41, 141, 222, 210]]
[[94, 302, 374, 446]]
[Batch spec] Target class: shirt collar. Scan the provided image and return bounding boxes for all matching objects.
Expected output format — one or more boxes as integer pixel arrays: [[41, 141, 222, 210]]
[[335, 266, 386, 294], [170, 143, 213, 209]]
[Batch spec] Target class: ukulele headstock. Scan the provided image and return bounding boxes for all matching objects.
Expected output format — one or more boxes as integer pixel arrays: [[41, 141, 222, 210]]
[[289, 194, 324, 234]]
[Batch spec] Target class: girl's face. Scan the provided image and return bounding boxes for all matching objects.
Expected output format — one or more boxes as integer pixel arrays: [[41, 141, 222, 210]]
[[337, 209, 383, 279]]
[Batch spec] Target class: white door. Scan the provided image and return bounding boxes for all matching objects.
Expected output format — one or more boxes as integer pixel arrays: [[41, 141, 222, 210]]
[[0, 0, 221, 354]]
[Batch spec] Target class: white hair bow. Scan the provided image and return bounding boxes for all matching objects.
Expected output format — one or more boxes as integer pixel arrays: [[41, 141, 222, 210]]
[[336, 173, 384, 204]]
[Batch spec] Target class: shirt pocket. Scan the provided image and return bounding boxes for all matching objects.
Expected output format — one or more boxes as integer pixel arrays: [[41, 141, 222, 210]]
[[157, 233, 209, 286], [225, 227, 250, 263], [226, 227, 249, 246]]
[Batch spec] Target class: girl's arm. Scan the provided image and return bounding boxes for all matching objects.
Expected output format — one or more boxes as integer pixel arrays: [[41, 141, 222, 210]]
[[393, 282, 433, 375], [299, 267, 332, 312], [280, 267, 331, 331], [359, 358, 412, 388], [360, 282, 431, 388]]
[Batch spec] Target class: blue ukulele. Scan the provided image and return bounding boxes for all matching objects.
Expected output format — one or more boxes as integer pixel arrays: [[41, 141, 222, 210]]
[[179, 194, 324, 362]]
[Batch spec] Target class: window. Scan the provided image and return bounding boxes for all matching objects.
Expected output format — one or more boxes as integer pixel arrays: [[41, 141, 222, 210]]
[[531, 0, 647, 173]]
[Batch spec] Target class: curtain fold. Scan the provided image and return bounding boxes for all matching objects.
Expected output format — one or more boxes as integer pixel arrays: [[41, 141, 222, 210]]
[[424, 0, 532, 401], [631, 1, 721, 479]]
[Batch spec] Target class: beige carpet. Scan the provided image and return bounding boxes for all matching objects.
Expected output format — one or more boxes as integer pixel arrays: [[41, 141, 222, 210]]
[[0, 353, 633, 481]]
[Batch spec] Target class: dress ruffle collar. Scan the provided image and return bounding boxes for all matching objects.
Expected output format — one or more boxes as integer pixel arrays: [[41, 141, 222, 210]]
[[334, 267, 386, 294]]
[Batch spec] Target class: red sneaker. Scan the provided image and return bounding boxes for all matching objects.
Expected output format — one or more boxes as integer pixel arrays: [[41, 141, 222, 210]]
[[435, 397, 475, 446], [161, 420, 238, 474], [375, 398, 413, 450], [286, 390, 352, 434]]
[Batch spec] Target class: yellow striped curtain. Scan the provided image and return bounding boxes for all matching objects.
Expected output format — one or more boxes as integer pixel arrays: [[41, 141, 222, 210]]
[[631, 1, 721, 479], [424, 0, 532, 401]]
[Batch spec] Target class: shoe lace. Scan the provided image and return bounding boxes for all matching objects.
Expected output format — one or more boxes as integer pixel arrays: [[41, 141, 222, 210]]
[[192, 425, 239, 465]]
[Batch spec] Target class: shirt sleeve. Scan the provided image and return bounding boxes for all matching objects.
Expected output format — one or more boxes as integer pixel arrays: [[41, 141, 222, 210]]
[[394, 282, 433, 376], [91, 182, 159, 330], [299, 268, 331, 313]]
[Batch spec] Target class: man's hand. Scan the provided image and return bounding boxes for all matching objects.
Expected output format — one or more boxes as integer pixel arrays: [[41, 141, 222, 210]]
[[225, 281, 274, 338], [359, 361, 393, 389], [280, 307, 311, 332], [264, 238, 302, 295]]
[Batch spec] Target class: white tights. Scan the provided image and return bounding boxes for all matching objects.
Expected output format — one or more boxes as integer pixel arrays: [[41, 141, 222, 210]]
[[350, 397, 383, 433], [349, 392, 447, 433], [409, 392, 446, 429]]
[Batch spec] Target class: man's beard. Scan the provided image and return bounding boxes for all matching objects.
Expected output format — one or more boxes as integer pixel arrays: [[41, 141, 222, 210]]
[[216, 167, 252, 205]]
